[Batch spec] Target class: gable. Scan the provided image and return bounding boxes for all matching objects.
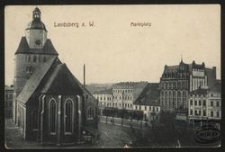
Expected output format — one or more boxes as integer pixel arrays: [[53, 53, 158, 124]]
[[41, 64, 84, 95], [17, 57, 58, 104]]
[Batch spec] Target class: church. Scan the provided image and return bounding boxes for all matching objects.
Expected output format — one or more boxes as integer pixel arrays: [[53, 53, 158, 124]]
[[13, 7, 98, 145]]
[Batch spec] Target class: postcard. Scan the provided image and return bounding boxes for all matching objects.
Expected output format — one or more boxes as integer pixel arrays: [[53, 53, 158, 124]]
[[4, 5, 221, 149]]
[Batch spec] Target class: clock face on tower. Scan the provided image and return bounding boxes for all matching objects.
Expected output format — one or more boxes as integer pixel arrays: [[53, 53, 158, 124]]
[[35, 39, 41, 46]]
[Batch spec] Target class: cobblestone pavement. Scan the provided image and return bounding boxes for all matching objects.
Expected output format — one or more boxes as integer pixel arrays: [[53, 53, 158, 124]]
[[4, 119, 139, 149]]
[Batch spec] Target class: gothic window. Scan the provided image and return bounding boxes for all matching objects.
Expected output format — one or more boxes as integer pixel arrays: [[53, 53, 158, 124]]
[[173, 91, 176, 103], [32, 110, 38, 130], [169, 92, 173, 108], [182, 91, 186, 105], [177, 91, 181, 106], [87, 106, 94, 120], [49, 99, 57, 134], [64, 99, 74, 134]]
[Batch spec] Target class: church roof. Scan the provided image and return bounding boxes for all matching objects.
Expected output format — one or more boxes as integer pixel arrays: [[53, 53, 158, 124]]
[[17, 57, 58, 104], [15, 37, 58, 55], [17, 56, 94, 105], [41, 63, 84, 95]]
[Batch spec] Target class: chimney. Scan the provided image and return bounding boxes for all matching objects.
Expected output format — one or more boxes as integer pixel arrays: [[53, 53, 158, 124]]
[[83, 64, 86, 87]]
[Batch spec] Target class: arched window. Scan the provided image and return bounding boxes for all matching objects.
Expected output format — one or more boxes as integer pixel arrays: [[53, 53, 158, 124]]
[[173, 91, 176, 107], [64, 99, 74, 134], [32, 110, 38, 130], [169, 92, 173, 108], [182, 91, 187, 107], [87, 106, 94, 120], [49, 99, 57, 134], [177, 91, 181, 108]]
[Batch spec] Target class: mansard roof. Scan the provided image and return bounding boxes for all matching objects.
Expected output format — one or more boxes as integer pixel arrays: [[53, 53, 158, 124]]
[[15, 37, 58, 55], [134, 83, 160, 106], [209, 81, 221, 94], [189, 88, 208, 96]]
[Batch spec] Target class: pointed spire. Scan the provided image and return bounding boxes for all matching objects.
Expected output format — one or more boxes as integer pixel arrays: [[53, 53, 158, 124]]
[[33, 7, 41, 20], [181, 53, 183, 63]]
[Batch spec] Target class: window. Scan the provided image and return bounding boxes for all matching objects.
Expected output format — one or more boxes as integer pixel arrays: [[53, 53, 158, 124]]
[[195, 100, 197, 106], [217, 101, 219, 107], [211, 101, 213, 107], [190, 100, 193, 106], [217, 111, 219, 117], [49, 99, 57, 134], [65, 99, 73, 133], [87, 106, 94, 120], [177, 91, 181, 106], [32, 110, 38, 130], [211, 111, 213, 117], [135, 106, 137, 110], [27, 55, 31, 62], [145, 106, 147, 111], [33, 56, 37, 62], [199, 100, 201, 106], [203, 110, 206, 116], [203, 100, 206, 106], [195, 110, 198, 116]]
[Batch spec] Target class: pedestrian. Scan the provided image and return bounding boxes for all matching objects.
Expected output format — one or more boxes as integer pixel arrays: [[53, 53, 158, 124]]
[[124, 144, 129, 148]]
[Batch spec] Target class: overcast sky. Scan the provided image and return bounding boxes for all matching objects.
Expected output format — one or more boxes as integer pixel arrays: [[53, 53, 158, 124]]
[[5, 5, 221, 85]]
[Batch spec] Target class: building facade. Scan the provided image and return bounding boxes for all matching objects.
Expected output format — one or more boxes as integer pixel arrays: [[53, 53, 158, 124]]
[[133, 83, 161, 121], [13, 7, 98, 145], [93, 89, 113, 115], [159, 60, 216, 111], [188, 81, 221, 127], [5, 85, 14, 118], [93, 82, 161, 121], [112, 82, 148, 110]]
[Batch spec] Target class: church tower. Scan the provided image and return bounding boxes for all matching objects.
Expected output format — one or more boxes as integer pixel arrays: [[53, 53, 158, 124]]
[[13, 7, 58, 123]]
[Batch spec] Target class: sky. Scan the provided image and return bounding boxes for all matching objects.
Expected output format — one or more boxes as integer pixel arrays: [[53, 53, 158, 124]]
[[5, 5, 221, 85]]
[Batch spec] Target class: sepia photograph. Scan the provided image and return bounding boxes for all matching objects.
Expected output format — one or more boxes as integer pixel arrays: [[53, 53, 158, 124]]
[[4, 5, 221, 149]]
